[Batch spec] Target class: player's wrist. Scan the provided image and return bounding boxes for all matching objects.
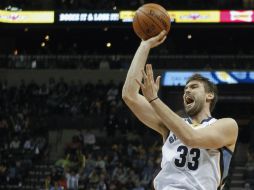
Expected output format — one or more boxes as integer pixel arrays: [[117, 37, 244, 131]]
[[140, 41, 152, 49], [149, 97, 159, 103]]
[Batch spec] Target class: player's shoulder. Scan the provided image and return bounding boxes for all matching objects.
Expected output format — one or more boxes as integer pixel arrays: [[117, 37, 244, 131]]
[[215, 117, 238, 129]]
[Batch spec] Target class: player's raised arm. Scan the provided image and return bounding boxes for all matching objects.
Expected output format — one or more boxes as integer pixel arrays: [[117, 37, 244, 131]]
[[122, 31, 168, 139], [137, 65, 238, 150], [149, 97, 238, 149]]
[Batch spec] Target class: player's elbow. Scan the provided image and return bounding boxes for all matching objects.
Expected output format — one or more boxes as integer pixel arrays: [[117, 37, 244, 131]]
[[122, 91, 134, 106], [122, 86, 129, 100], [122, 92, 131, 103], [122, 87, 135, 103]]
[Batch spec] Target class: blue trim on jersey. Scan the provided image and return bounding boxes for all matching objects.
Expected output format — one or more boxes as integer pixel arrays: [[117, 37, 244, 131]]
[[166, 130, 171, 139], [222, 146, 233, 155], [218, 147, 233, 189], [200, 116, 214, 124], [184, 117, 193, 124], [184, 116, 214, 125], [218, 149, 224, 190]]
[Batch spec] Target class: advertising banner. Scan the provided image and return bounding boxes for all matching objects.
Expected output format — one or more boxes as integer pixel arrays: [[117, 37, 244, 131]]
[[170, 11, 220, 23], [120, 10, 220, 23], [3, 10, 254, 24], [0, 10, 54, 23], [119, 11, 135, 22], [220, 10, 254, 22], [162, 71, 254, 86], [58, 12, 119, 22]]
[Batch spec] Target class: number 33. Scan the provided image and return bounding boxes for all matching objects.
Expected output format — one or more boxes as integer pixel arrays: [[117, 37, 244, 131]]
[[174, 145, 200, 170]]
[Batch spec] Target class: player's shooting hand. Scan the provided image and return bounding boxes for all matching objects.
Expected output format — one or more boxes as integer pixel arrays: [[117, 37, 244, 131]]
[[135, 64, 161, 102], [141, 30, 167, 49]]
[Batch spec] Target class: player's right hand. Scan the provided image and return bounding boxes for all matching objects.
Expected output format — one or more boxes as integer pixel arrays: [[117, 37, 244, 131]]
[[141, 30, 167, 49]]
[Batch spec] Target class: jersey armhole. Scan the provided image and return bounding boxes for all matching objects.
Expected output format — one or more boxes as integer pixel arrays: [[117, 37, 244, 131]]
[[162, 130, 170, 143]]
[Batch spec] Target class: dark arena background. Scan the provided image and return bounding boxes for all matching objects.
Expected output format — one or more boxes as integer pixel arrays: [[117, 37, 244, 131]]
[[0, 0, 254, 190]]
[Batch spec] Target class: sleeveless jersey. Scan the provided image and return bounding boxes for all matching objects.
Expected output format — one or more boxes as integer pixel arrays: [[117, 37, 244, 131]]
[[153, 117, 233, 190]]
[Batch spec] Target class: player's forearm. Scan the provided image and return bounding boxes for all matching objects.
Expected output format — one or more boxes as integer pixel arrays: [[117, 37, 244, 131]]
[[150, 98, 195, 145], [122, 43, 151, 98]]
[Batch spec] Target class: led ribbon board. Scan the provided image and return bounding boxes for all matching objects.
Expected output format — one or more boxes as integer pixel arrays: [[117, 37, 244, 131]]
[[0, 10, 54, 23], [162, 71, 254, 86]]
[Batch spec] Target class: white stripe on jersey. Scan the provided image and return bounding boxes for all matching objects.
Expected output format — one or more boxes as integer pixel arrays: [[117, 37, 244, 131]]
[[153, 117, 232, 190]]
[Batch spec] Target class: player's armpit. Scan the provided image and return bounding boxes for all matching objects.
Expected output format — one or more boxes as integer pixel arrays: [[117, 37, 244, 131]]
[[186, 118, 238, 149], [123, 94, 169, 138]]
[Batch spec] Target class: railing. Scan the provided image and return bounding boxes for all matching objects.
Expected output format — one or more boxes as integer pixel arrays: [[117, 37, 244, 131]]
[[0, 54, 254, 69]]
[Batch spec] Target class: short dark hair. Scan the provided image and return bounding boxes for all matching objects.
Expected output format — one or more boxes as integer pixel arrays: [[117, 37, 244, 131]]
[[186, 74, 218, 112]]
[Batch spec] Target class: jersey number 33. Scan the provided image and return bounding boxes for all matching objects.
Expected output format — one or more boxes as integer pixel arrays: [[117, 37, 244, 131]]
[[174, 145, 200, 170]]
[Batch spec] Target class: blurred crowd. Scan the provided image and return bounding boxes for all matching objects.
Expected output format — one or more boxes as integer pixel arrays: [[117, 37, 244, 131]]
[[0, 78, 162, 190], [244, 151, 254, 190], [243, 118, 254, 189], [2, 54, 254, 70], [0, 111, 47, 187], [46, 131, 161, 190], [1, 0, 254, 10], [0, 78, 124, 117]]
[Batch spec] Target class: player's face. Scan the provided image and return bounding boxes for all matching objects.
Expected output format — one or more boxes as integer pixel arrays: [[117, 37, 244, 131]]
[[183, 80, 206, 116]]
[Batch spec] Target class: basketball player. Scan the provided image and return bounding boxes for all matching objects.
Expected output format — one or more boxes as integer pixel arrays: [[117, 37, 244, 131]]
[[122, 30, 238, 190]]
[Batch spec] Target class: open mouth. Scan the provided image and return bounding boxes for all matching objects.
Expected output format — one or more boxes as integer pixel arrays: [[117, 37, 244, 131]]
[[185, 96, 194, 106]]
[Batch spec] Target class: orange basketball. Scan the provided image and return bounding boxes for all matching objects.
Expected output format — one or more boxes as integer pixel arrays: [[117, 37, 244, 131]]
[[132, 3, 171, 40]]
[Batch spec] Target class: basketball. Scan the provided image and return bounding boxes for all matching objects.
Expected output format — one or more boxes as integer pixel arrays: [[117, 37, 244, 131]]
[[132, 3, 171, 40]]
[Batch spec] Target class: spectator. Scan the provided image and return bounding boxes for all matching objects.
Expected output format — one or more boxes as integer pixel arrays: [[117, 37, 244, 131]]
[[106, 81, 119, 104], [88, 167, 100, 185], [96, 155, 106, 170], [83, 128, 96, 148], [9, 136, 21, 151], [248, 117, 254, 152], [66, 169, 80, 190], [104, 107, 119, 136], [243, 182, 252, 190], [6, 162, 17, 185], [0, 117, 9, 141], [55, 154, 71, 170], [23, 137, 33, 152], [82, 153, 96, 179], [0, 163, 7, 185], [244, 151, 254, 187], [96, 173, 108, 190]]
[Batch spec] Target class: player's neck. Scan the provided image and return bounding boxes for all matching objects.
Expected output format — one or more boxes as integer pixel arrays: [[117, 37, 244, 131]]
[[190, 109, 211, 125]]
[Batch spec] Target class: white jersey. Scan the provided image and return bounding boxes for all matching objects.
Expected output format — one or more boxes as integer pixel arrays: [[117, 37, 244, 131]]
[[154, 117, 233, 190]]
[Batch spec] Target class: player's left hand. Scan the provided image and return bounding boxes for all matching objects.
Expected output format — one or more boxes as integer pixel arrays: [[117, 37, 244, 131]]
[[135, 64, 161, 102]]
